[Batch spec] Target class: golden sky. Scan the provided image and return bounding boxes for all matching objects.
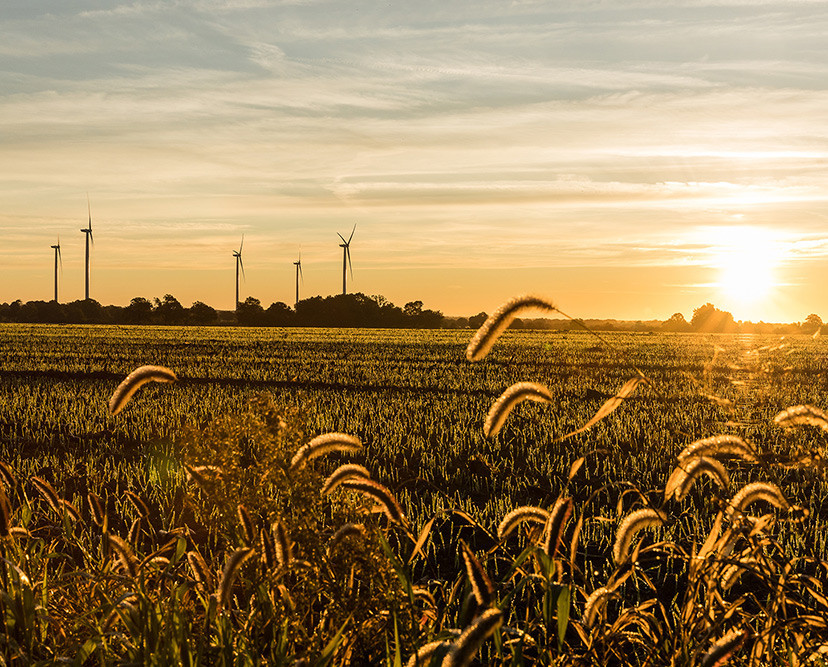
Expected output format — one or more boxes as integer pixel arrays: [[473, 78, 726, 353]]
[[2, 1, 827, 321]]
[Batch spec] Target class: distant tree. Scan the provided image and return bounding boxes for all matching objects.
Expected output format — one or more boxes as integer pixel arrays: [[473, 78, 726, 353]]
[[404, 300, 423, 317], [469, 312, 488, 329], [125, 297, 154, 324], [237, 297, 265, 326], [804, 313, 823, 333], [189, 301, 218, 325], [264, 301, 295, 326], [155, 294, 186, 325], [690, 303, 736, 333], [662, 312, 690, 332]]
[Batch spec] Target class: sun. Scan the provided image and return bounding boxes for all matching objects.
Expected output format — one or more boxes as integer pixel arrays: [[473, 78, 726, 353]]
[[710, 227, 783, 320]]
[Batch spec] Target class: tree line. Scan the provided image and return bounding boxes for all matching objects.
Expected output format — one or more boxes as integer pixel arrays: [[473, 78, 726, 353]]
[[0, 295, 822, 334]]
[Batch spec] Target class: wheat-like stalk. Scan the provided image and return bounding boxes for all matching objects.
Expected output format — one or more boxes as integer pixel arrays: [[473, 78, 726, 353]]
[[108, 365, 177, 416], [30, 476, 61, 514], [108, 535, 140, 578], [613, 508, 667, 564], [665, 456, 730, 501], [582, 586, 616, 629], [217, 547, 254, 610], [442, 608, 503, 667], [290, 433, 362, 471], [328, 523, 366, 552], [187, 550, 214, 594], [700, 628, 748, 667], [406, 639, 452, 667], [497, 506, 549, 541], [340, 479, 407, 526], [542, 497, 573, 557], [466, 295, 558, 362], [321, 464, 371, 495], [124, 490, 150, 519], [87, 492, 105, 527], [237, 504, 256, 544], [484, 382, 554, 438], [0, 484, 11, 538], [727, 482, 789, 519], [0, 461, 16, 490], [677, 435, 757, 463], [460, 540, 494, 608], [273, 520, 292, 567], [773, 404, 828, 432]]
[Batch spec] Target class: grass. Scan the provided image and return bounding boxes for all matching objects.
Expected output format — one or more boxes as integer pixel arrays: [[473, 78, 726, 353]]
[[0, 311, 827, 663]]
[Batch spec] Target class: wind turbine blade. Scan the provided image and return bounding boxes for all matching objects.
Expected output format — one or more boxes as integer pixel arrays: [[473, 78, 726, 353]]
[[346, 245, 353, 279], [299, 263, 304, 283], [239, 256, 246, 280], [89, 230, 94, 245], [58, 245, 62, 269], [87, 193, 92, 230], [337, 232, 347, 244], [239, 234, 244, 254], [348, 223, 356, 244]]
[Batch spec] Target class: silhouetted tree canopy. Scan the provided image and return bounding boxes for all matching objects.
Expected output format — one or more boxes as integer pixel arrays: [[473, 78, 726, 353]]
[[690, 303, 737, 333]]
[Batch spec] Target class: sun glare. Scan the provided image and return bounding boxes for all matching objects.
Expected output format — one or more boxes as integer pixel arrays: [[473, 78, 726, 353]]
[[710, 227, 783, 320]]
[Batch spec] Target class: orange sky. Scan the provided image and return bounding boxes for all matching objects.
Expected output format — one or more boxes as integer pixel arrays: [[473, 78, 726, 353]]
[[2, 2, 827, 322]]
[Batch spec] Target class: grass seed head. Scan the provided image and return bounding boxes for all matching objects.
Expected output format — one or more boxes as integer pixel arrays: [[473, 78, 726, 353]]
[[460, 540, 494, 608], [773, 404, 828, 432], [290, 432, 362, 471], [484, 382, 554, 439], [497, 506, 549, 541], [407, 639, 452, 667], [340, 478, 407, 526], [124, 490, 150, 519], [328, 523, 366, 553], [108, 535, 140, 578], [321, 463, 371, 495], [217, 547, 254, 610], [273, 520, 292, 567], [465, 295, 558, 362], [237, 504, 256, 544], [87, 492, 106, 527], [727, 482, 789, 519], [700, 629, 748, 667], [582, 586, 616, 629], [187, 550, 214, 593], [30, 476, 62, 514], [108, 365, 177, 416], [666, 456, 730, 501], [442, 608, 503, 667], [678, 435, 757, 463], [542, 497, 573, 557], [0, 461, 17, 490], [613, 508, 667, 564]]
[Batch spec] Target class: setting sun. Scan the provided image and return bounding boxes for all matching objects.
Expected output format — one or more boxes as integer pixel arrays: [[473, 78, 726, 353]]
[[712, 227, 784, 320]]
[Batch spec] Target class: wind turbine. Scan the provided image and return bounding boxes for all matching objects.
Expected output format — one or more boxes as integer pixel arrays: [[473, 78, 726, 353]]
[[337, 224, 356, 295], [80, 195, 94, 300], [293, 249, 303, 307], [50, 236, 62, 302], [233, 235, 245, 310]]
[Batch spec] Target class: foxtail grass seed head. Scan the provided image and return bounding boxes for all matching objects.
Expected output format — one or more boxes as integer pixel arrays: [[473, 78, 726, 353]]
[[727, 482, 789, 519], [465, 295, 558, 362], [108, 365, 177, 416], [30, 476, 61, 514], [0, 484, 11, 538], [442, 608, 503, 667], [582, 586, 615, 629], [273, 520, 292, 567], [321, 464, 371, 495], [260, 527, 277, 570], [328, 523, 366, 552], [665, 456, 730, 501], [340, 479, 407, 526], [217, 547, 254, 610], [108, 535, 140, 578], [187, 550, 214, 593], [237, 504, 256, 544], [613, 508, 667, 564], [542, 497, 573, 557], [677, 435, 757, 463], [407, 640, 452, 667], [773, 404, 828, 432], [460, 540, 494, 608], [124, 490, 150, 519], [720, 558, 760, 591], [700, 629, 748, 667], [0, 461, 16, 489], [87, 492, 105, 527], [61, 499, 81, 522], [484, 382, 554, 438], [290, 432, 362, 471], [498, 506, 549, 541]]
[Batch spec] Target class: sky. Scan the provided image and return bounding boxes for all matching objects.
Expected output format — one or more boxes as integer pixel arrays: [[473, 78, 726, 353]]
[[1, 0, 827, 321]]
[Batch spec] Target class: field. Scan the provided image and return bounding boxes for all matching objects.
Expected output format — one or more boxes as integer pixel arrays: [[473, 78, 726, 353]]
[[1, 322, 827, 664]]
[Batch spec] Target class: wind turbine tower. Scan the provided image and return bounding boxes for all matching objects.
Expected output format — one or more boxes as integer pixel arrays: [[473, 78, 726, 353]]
[[50, 237, 62, 302], [338, 224, 356, 295], [233, 235, 245, 310], [80, 195, 94, 300], [293, 250, 303, 307]]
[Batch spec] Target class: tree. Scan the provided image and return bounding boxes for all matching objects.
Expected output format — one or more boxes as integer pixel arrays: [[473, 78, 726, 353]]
[[469, 312, 488, 329], [264, 302, 295, 326], [237, 297, 265, 326], [690, 303, 736, 333], [189, 301, 218, 325], [155, 294, 185, 325], [125, 297, 153, 324], [404, 301, 423, 317], [804, 313, 823, 333], [662, 312, 690, 332]]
